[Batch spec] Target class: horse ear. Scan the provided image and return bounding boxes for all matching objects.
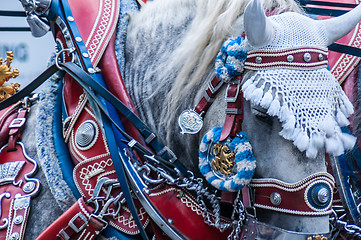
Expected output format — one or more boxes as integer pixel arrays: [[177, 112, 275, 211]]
[[322, 3, 361, 45], [244, 0, 274, 48]]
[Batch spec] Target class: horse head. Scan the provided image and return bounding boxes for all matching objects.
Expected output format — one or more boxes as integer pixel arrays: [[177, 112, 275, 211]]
[[125, 0, 361, 235]]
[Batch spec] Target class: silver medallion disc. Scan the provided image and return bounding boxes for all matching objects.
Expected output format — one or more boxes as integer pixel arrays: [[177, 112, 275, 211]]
[[178, 109, 203, 134]]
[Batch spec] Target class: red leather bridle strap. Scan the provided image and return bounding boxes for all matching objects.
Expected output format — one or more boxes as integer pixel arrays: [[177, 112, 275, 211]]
[[244, 46, 328, 71], [36, 198, 107, 240], [220, 76, 243, 141], [250, 172, 335, 216], [192, 75, 244, 142], [8, 109, 28, 151], [194, 76, 223, 115]]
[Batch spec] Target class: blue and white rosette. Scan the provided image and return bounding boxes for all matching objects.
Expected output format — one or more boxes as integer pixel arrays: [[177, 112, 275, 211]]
[[199, 127, 256, 192], [215, 36, 247, 83]]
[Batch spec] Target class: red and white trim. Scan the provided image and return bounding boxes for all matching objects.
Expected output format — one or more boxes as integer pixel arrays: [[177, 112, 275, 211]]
[[245, 46, 328, 71], [250, 172, 335, 216], [85, 0, 120, 67]]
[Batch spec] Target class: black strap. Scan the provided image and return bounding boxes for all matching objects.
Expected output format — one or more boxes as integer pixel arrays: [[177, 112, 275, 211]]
[[298, 0, 357, 9], [0, 60, 185, 175], [0, 27, 31, 32], [0, 64, 59, 110], [0, 10, 26, 17], [0, 11, 30, 32], [329, 43, 361, 57], [304, 7, 349, 16], [59, 62, 188, 177]]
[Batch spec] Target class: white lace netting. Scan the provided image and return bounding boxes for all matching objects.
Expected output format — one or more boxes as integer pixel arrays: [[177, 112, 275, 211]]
[[242, 12, 356, 158], [248, 12, 329, 50]]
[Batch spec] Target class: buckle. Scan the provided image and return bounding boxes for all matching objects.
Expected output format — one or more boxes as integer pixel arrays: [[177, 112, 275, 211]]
[[9, 118, 26, 128], [90, 214, 109, 231], [225, 81, 241, 102], [203, 92, 215, 103], [69, 212, 88, 233], [208, 76, 223, 94], [225, 108, 243, 115], [58, 229, 70, 240], [158, 146, 177, 163], [145, 133, 156, 144]]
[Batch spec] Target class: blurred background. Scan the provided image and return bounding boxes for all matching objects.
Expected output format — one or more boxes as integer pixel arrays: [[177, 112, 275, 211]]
[[0, 1, 55, 87]]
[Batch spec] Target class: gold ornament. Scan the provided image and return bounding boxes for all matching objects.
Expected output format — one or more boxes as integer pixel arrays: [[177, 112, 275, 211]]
[[212, 144, 235, 176], [307, 234, 327, 240], [0, 51, 20, 101]]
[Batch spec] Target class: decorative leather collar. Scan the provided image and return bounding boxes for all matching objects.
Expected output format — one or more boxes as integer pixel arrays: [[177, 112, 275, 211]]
[[245, 46, 328, 71], [250, 172, 335, 216], [68, 0, 120, 67]]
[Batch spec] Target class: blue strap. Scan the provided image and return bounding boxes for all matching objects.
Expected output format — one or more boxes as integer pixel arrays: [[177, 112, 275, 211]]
[[0, 27, 31, 32], [53, 82, 141, 240], [334, 127, 361, 223], [341, 127, 361, 171], [56, 0, 149, 238], [59, 62, 188, 177], [53, 80, 81, 199], [100, 105, 149, 240]]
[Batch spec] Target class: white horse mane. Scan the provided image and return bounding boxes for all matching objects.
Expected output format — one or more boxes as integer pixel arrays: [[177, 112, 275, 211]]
[[135, 0, 304, 142], [128, 0, 303, 140]]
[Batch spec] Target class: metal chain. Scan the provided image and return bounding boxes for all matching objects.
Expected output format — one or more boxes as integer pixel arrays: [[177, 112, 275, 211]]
[[136, 161, 247, 238], [178, 175, 231, 231], [228, 191, 246, 240], [330, 205, 361, 238]]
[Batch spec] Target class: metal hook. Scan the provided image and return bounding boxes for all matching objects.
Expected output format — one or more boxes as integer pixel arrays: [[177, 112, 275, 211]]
[[55, 48, 75, 71]]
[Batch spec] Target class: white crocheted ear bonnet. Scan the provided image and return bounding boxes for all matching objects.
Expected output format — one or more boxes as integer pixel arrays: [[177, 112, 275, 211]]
[[241, 12, 356, 158]]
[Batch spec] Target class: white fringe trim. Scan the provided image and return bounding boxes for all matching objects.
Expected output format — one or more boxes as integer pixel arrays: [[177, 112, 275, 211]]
[[242, 70, 356, 158]]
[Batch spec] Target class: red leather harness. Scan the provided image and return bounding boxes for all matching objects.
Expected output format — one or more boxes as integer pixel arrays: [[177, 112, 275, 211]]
[[0, 98, 41, 240], [38, 0, 231, 239]]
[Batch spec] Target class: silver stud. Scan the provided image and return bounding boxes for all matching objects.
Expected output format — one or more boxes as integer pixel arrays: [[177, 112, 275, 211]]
[[76, 121, 96, 148], [75, 37, 82, 42], [287, 55, 294, 62], [317, 187, 329, 204], [23, 182, 35, 193], [303, 52, 311, 62], [67, 16, 74, 22], [88, 68, 95, 74], [318, 54, 324, 61], [10, 233, 20, 240], [255, 56, 262, 64], [14, 215, 24, 225], [270, 192, 282, 206], [168, 218, 174, 225], [82, 53, 89, 58]]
